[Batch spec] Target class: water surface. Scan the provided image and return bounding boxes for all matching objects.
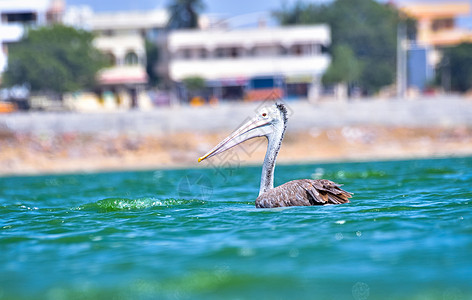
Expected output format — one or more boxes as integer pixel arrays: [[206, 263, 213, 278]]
[[1, 157, 471, 299]]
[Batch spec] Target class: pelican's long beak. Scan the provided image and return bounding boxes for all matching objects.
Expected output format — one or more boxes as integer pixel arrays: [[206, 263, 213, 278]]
[[198, 117, 271, 162]]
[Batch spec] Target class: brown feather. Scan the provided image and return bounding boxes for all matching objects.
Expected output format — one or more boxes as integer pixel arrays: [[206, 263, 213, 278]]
[[255, 179, 352, 208]]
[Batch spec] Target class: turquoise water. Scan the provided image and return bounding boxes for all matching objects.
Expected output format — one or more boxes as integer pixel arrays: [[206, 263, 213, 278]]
[[1, 157, 471, 299]]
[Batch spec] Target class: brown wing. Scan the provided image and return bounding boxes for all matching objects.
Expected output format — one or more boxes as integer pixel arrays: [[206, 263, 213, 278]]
[[255, 179, 352, 208]]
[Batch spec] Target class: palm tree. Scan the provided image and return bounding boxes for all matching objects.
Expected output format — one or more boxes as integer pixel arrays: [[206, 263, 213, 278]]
[[167, 0, 205, 29]]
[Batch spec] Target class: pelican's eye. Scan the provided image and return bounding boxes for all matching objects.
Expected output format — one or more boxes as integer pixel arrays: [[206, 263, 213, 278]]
[[262, 112, 267, 118]]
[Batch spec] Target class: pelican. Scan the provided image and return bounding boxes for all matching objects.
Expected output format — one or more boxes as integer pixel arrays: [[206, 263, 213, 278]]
[[198, 103, 352, 208]]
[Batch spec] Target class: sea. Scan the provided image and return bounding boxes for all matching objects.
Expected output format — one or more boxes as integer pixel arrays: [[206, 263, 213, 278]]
[[1, 156, 471, 299]]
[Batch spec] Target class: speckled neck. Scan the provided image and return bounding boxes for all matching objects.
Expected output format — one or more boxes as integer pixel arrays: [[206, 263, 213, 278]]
[[259, 118, 286, 196]]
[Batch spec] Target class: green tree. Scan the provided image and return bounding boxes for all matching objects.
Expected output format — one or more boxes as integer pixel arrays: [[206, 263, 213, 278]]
[[167, 0, 205, 29], [145, 40, 160, 87], [322, 44, 362, 86], [272, 1, 313, 25], [437, 43, 472, 93], [182, 75, 205, 101], [4, 24, 108, 95], [273, 0, 399, 94], [182, 76, 205, 91]]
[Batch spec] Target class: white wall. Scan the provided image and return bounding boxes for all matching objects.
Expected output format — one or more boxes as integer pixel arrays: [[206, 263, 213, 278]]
[[0, 0, 51, 72], [168, 25, 331, 81], [170, 55, 331, 81]]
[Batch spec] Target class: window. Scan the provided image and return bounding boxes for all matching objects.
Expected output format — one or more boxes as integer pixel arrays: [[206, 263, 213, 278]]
[[292, 44, 303, 56], [432, 18, 454, 32], [279, 46, 288, 56], [124, 51, 139, 65], [2, 12, 36, 24], [183, 49, 191, 59], [103, 29, 114, 37], [104, 52, 116, 65], [199, 48, 208, 59], [215, 48, 225, 58], [230, 47, 239, 58]]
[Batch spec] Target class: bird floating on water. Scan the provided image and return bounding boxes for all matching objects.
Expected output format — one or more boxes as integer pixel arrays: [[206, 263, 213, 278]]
[[198, 103, 352, 208]]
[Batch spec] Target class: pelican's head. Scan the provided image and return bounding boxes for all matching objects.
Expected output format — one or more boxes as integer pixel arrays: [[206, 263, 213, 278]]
[[198, 103, 287, 162]]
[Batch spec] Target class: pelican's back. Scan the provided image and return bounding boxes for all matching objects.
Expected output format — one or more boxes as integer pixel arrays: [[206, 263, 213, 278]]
[[255, 179, 352, 208]]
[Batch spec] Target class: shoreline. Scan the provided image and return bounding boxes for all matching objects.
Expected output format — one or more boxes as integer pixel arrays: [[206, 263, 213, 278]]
[[2, 125, 472, 177], [3, 153, 470, 178], [2, 97, 472, 177]]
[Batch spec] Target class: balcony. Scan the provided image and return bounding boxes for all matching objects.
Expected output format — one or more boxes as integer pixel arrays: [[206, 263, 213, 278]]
[[169, 55, 331, 81], [425, 28, 472, 46]]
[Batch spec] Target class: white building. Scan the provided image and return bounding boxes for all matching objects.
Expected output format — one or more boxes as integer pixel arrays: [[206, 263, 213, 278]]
[[62, 7, 169, 108], [64, 8, 168, 108], [90, 9, 168, 86], [0, 0, 63, 73], [168, 25, 331, 101]]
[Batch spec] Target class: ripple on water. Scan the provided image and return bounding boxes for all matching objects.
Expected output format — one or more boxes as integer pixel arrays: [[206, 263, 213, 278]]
[[77, 197, 207, 212]]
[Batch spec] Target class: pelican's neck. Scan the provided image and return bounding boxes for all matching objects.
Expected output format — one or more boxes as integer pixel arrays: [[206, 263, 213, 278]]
[[259, 124, 285, 196]]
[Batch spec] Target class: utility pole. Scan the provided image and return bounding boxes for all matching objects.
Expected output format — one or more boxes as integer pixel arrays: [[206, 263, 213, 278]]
[[396, 21, 407, 99]]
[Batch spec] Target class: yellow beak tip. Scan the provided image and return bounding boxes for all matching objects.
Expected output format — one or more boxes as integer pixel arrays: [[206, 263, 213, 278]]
[[198, 157, 204, 163]]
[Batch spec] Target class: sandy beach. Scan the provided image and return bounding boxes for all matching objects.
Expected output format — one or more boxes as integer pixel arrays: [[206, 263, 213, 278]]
[[1, 97, 472, 176]]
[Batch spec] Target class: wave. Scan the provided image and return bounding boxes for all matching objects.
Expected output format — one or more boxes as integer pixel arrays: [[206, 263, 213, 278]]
[[78, 197, 206, 211]]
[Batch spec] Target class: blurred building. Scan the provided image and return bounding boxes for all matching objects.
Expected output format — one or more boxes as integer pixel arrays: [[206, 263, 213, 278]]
[[167, 25, 331, 102], [401, 1, 472, 47], [0, 0, 64, 73], [399, 1, 472, 93], [64, 8, 168, 108]]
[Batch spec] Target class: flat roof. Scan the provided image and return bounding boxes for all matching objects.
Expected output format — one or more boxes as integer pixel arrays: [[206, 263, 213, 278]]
[[89, 9, 168, 31], [400, 1, 470, 18], [0, 0, 51, 13]]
